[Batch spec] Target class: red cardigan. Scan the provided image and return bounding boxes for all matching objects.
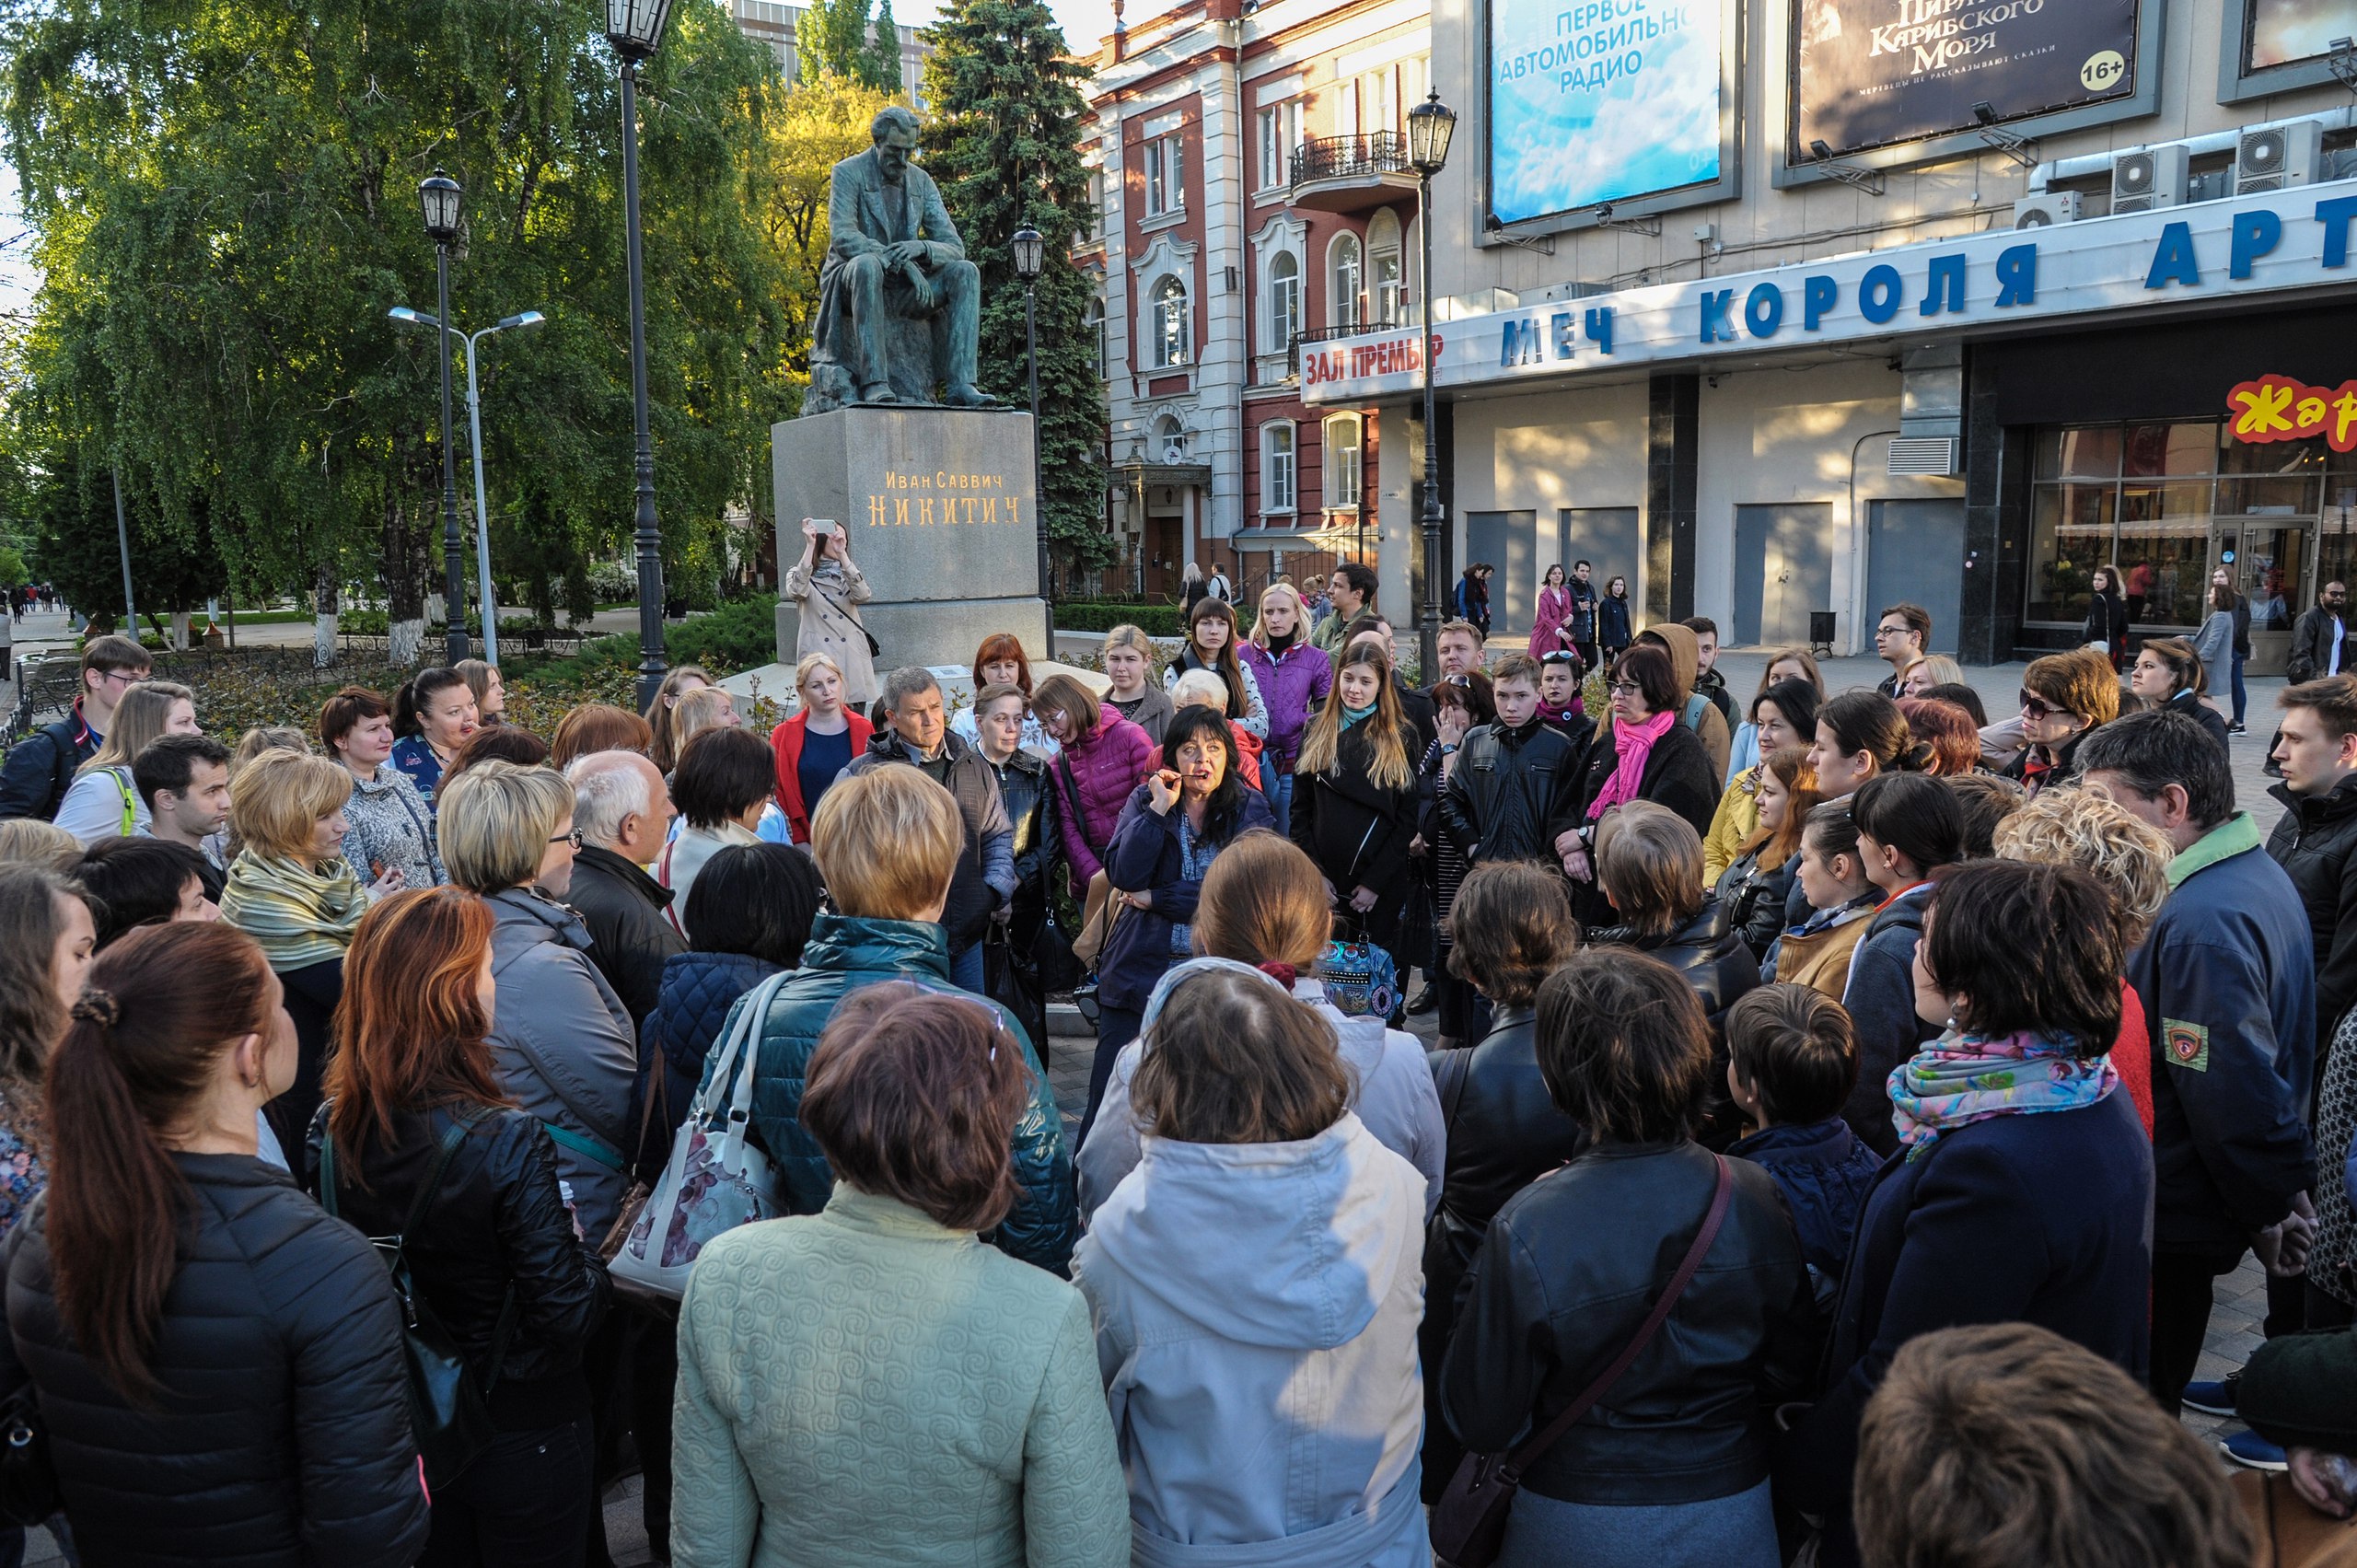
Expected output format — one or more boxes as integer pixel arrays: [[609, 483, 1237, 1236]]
[[771, 710, 874, 844]]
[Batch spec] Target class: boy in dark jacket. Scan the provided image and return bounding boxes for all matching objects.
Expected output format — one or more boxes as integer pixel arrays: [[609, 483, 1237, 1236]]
[[1726, 983, 1883, 1314], [1440, 654, 1582, 869]]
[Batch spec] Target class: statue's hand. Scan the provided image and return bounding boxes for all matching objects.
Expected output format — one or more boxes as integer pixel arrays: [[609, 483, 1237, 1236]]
[[886, 239, 927, 267]]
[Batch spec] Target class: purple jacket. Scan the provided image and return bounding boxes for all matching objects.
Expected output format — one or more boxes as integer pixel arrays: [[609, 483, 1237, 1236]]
[[1050, 713, 1158, 888], [1238, 638, 1333, 773]]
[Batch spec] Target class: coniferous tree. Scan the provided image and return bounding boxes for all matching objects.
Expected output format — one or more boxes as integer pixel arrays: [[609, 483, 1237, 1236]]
[[923, 0, 1113, 572], [800, 0, 898, 92], [866, 0, 904, 96]]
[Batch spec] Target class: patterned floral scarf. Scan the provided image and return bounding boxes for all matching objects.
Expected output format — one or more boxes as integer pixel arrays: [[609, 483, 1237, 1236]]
[[1888, 1028, 2118, 1158]]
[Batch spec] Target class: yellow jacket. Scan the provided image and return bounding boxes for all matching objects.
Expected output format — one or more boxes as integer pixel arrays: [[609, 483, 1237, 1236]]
[[1703, 768, 1761, 883]]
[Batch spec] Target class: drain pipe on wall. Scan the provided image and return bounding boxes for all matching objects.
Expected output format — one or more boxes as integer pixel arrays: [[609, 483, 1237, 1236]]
[[1848, 428, 1900, 658]]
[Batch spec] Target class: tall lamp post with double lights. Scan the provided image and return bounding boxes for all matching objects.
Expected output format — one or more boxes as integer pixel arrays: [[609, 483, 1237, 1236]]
[[418, 168, 470, 666], [389, 307, 549, 666], [1406, 89, 1456, 681], [1011, 226, 1051, 647], [607, 0, 680, 711]]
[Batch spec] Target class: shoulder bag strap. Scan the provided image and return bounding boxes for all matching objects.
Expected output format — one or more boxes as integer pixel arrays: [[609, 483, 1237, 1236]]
[[1499, 1154, 1735, 1484], [1432, 1046, 1472, 1134], [1054, 750, 1085, 823]]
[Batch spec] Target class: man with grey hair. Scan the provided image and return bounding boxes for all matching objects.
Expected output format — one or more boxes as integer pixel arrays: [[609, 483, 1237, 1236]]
[[562, 749, 682, 1028], [842, 666, 1015, 992], [806, 105, 989, 411]]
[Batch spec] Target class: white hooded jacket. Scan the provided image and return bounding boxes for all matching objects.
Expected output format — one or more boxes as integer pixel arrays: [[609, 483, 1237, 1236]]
[[1072, 1112, 1429, 1568]]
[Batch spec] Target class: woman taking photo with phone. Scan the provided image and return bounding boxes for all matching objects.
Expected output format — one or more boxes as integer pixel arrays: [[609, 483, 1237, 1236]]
[[784, 517, 877, 708]]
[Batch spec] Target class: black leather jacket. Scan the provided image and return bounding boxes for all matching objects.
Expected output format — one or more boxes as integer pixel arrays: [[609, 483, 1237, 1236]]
[[1590, 900, 1762, 1147], [2269, 772, 2357, 1046], [1441, 1141, 1817, 1506], [566, 843, 686, 1029], [1716, 848, 1796, 962], [1439, 716, 1583, 865], [0, 1155, 430, 1568], [308, 1105, 610, 1428]]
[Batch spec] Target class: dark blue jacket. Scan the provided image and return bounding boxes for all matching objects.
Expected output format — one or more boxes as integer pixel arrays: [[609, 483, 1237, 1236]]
[[1597, 593, 1632, 651], [1727, 1117, 1882, 1290], [1840, 884, 1940, 1157], [1777, 1088, 2153, 1556], [1097, 784, 1274, 1012], [635, 950, 784, 1170], [2130, 815, 2317, 1255], [0, 703, 98, 821]]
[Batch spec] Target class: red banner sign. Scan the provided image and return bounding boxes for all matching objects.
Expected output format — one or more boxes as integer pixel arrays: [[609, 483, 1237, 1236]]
[[2228, 374, 2357, 452]]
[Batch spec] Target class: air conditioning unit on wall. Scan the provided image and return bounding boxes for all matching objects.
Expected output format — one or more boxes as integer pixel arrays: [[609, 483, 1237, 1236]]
[[2237, 121, 2325, 194], [2111, 145, 2189, 214], [2013, 192, 2083, 228]]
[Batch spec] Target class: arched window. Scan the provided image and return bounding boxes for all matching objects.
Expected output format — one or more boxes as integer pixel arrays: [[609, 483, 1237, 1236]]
[[1367, 210, 1404, 327], [1261, 421, 1296, 514], [1329, 234, 1364, 329], [1324, 415, 1363, 508], [1085, 296, 1107, 377], [1151, 275, 1190, 368], [1155, 414, 1189, 463], [1266, 252, 1300, 354]]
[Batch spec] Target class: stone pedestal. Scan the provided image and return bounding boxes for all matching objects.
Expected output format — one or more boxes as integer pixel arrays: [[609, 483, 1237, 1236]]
[[772, 407, 1046, 673]]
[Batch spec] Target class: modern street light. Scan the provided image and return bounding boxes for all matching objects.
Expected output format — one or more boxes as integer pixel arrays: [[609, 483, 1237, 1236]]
[[607, 0, 681, 711], [1011, 226, 1051, 650], [390, 307, 549, 666], [417, 168, 470, 667], [1406, 88, 1456, 681]]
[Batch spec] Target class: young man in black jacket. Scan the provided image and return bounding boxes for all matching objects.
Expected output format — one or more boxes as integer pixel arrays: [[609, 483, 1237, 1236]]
[[1682, 616, 1736, 726], [1439, 654, 1582, 869], [0, 633, 150, 820]]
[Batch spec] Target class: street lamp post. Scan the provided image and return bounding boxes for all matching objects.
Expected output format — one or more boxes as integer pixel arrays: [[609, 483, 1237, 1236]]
[[1406, 89, 1456, 682], [391, 308, 548, 668], [418, 168, 469, 667], [607, 0, 681, 712], [1011, 226, 1050, 652]]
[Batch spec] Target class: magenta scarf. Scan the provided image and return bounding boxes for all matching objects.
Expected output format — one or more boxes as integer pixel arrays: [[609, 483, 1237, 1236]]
[[1588, 709, 1676, 819]]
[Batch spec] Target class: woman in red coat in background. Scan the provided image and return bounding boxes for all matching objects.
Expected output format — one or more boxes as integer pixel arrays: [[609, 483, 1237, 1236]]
[[770, 652, 874, 844]]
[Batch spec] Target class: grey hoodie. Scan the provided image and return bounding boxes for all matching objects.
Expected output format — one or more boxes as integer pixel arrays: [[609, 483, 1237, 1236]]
[[1073, 1113, 1429, 1568]]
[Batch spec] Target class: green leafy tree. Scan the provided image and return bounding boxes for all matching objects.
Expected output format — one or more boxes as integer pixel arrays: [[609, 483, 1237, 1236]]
[[750, 75, 900, 402], [798, 0, 897, 91], [1, 0, 795, 655], [923, 0, 1112, 571]]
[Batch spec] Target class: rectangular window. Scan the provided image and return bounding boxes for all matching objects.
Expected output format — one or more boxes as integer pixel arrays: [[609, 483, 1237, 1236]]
[[1144, 134, 1185, 216], [1326, 419, 1363, 507], [1263, 424, 1296, 513], [1256, 103, 1300, 190]]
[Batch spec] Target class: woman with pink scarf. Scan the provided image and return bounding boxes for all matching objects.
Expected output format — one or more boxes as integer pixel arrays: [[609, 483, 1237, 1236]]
[[1560, 644, 1718, 924]]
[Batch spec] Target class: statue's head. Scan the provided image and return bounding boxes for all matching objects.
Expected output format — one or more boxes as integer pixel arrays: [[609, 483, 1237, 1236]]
[[870, 107, 922, 180]]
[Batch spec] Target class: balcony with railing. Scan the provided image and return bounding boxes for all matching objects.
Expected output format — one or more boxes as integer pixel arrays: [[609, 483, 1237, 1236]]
[[1288, 132, 1420, 213]]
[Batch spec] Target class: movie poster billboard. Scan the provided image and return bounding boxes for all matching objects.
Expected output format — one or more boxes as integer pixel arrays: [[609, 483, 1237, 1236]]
[[1490, 0, 1724, 226], [2247, 0, 2357, 70], [1792, 0, 2139, 159]]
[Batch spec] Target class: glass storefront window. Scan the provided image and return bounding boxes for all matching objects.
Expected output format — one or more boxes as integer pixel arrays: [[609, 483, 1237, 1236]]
[[2027, 420, 2323, 630]]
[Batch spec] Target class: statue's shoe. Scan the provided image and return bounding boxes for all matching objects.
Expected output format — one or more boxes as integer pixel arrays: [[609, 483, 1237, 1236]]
[[941, 384, 997, 409], [857, 384, 900, 404]]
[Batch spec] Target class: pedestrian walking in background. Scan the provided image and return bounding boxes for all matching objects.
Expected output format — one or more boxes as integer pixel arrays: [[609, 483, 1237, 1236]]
[[2083, 564, 2130, 668], [1597, 573, 1632, 662], [2212, 564, 2253, 733], [671, 983, 1127, 1568], [1455, 562, 1492, 638], [1529, 563, 1574, 659]]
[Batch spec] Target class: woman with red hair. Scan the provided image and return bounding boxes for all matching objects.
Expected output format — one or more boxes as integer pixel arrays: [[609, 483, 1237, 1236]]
[[1897, 696, 1981, 777], [951, 632, 1060, 757], [312, 888, 610, 1566]]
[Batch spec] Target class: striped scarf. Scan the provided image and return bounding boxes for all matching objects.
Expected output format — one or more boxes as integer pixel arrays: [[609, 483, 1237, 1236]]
[[221, 852, 368, 972]]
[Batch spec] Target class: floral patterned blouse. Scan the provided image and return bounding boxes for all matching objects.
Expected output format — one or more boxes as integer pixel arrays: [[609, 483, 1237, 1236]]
[[0, 1092, 48, 1237]]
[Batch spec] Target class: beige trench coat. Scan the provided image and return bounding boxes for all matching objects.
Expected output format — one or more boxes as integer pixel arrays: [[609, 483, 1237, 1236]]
[[784, 556, 878, 705]]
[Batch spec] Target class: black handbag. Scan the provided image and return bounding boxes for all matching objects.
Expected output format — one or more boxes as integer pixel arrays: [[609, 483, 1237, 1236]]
[[0, 1381, 57, 1529], [319, 1111, 519, 1493], [1432, 1156, 1734, 1568]]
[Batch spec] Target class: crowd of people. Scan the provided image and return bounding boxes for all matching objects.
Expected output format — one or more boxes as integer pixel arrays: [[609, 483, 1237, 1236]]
[[0, 572, 2349, 1568]]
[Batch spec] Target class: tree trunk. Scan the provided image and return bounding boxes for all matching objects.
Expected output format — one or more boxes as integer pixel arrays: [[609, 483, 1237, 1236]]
[[380, 489, 431, 668], [389, 618, 424, 666], [313, 562, 340, 669], [168, 610, 191, 651]]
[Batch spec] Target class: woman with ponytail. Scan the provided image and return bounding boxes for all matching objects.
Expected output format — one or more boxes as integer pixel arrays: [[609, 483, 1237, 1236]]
[[389, 666, 481, 808], [0, 922, 427, 1567]]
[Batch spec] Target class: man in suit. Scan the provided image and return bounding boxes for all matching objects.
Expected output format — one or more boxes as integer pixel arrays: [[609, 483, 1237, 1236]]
[[811, 106, 989, 410]]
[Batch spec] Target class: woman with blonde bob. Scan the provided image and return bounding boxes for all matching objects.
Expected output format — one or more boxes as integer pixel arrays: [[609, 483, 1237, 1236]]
[[1292, 642, 1422, 957], [1074, 961, 1432, 1568], [53, 679, 199, 843], [770, 649, 873, 845], [438, 761, 638, 1242], [1079, 830, 1445, 1216], [1992, 785, 2174, 1138], [715, 765, 1079, 1273], [219, 748, 366, 1151]]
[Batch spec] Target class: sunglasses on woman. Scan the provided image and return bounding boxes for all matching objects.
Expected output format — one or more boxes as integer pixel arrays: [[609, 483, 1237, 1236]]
[[2018, 691, 2067, 720]]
